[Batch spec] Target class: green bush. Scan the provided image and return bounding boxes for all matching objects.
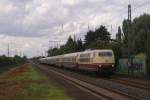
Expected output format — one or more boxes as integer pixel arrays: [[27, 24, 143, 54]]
[[0, 55, 27, 67]]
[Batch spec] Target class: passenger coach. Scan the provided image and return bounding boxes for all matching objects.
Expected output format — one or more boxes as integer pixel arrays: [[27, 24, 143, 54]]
[[39, 49, 115, 75]]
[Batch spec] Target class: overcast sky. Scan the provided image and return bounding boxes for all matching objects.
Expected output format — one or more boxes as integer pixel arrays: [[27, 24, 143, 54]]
[[0, 0, 149, 57]]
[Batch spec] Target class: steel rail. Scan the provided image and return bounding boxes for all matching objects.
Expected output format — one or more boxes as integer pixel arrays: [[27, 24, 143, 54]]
[[112, 78, 150, 91], [35, 63, 137, 100]]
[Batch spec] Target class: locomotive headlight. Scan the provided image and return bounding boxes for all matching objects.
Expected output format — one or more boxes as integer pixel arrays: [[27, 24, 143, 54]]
[[99, 65, 102, 68], [112, 65, 114, 67]]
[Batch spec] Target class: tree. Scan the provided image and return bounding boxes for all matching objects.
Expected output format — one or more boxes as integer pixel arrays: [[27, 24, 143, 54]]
[[84, 30, 95, 46], [122, 19, 130, 45], [130, 14, 150, 54], [0, 55, 26, 67], [122, 14, 150, 53], [146, 30, 150, 74], [47, 48, 60, 56], [133, 29, 147, 53], [65, 36, 76, 53], [116, 26, 122, 43], [85, 25, 110, 49], [95, 25, 110, 41], [76, 39, 84, 52], [47, 36, 77, 56]]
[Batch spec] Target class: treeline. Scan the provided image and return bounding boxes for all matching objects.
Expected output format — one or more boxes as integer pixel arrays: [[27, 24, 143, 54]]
[[0, 55, 27, 67], [48, 37, 84, 56], [47, 14, 150, 74], [48, 25, 113, 56]]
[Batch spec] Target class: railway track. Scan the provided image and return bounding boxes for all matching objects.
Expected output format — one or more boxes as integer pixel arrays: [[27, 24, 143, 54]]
[[33, 62, 138, 100], [111, 77, 150, 91]]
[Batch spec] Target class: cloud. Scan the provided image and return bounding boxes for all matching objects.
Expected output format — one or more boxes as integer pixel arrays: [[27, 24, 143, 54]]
[[0, 34, 49, 57], [0, 0, 149, 57]]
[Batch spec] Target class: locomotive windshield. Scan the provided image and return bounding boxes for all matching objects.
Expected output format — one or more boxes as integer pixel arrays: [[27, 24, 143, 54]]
[[99, 52, 112, 57]]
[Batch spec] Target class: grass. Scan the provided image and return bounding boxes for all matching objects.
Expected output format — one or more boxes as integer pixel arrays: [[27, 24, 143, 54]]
[[16, 83, 72, 100], [0, 63, 73, 100], [9, 64, 47, 81]]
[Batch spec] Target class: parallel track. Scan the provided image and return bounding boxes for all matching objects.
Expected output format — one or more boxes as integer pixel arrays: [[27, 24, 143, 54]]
[[111, 77, 150, 91], [34, 62, 138, 100]]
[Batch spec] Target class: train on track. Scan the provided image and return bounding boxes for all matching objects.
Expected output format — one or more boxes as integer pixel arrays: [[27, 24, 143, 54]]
[[39, 49, 115, 75]]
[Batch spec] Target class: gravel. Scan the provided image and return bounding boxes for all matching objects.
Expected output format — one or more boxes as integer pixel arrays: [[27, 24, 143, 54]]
[[40, 64, 150, 100]]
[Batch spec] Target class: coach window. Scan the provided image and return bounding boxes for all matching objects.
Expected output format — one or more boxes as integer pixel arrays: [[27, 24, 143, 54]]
[[99, 52, 112, 57], [80, 53, 91, 57]]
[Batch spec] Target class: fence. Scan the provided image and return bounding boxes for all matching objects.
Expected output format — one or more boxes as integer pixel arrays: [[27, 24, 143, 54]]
[[117, 53, 146, 75]]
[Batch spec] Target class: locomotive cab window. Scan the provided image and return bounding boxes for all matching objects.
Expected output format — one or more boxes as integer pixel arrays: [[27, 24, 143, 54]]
[[99, 52, 112, 57]]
